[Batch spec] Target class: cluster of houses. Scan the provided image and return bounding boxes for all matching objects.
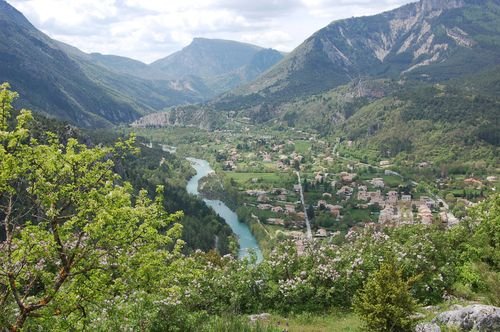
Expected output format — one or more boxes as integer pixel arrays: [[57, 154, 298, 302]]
[[222, 147, 240, 171], [464, 176, 497, 188], [247, 168, 449, 230], [224, 148, 307, 172], [316, 200, 342, 217], [216, 135, 469, 246], [356, 181, 440, 224], [216, 135, 312, 172], [247, 188, 306, 229]]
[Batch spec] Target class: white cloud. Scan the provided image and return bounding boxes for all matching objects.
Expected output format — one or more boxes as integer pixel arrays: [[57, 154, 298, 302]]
[[241, 31, 293, 51], [302, 0, 413, 19], [12, 0, 118, 26], [8, 0, 414, 63]]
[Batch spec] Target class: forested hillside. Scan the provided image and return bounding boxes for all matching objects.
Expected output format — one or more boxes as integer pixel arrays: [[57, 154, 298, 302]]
[[114, 143, 235, 255], [0, 87, 234, 256], [265, 74, 499, 167]]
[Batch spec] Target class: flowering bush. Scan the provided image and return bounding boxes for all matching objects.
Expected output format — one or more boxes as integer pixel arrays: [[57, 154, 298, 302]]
[[147, 196, 499, 329]]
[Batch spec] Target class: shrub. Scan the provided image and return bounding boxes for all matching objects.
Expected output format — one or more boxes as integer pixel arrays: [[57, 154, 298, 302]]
[[353, 261, 417, 332]]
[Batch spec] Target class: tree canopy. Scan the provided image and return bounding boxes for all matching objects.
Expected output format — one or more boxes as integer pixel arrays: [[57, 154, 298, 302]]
[[0, 83, 183, 330]]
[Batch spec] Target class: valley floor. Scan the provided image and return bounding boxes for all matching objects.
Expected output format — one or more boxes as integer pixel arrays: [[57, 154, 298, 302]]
[[128, 126, 498, 257]]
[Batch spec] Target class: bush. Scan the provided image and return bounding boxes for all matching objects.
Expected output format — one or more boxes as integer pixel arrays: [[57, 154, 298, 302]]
[[353, 262, 417, 332]]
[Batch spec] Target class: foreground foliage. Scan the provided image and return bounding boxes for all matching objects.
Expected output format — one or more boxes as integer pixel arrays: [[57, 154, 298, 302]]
[[141, 195, 498, 330], [0, 83, 183, 330]]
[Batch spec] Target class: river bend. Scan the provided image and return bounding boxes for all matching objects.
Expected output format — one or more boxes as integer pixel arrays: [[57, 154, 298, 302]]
[[186, 158, 263, 262]]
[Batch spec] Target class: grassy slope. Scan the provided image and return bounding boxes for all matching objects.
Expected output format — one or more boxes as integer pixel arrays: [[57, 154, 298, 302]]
[[269, 312, 362, 332]]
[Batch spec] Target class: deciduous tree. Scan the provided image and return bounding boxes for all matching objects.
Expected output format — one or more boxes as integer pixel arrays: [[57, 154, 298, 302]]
[[0, 83, 183, 330]]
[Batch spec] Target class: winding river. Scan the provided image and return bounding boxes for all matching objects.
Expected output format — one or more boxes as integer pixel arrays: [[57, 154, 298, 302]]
[[186, 158, 263, 262]]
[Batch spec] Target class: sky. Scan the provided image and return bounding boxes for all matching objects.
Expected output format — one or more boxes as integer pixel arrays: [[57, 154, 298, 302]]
[[9, 0, 414, 64]]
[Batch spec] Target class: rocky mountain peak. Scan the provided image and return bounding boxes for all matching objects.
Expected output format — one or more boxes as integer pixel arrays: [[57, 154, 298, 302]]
[[419, 0, 465, 13], [219, 0, 500, 110]]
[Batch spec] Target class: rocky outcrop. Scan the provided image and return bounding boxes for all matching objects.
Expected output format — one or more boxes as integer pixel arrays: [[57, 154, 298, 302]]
[[433, 304, 500, 331], [416, 322, 441, 332], [248, 313, 271, 322], [130, 106, 216, 130], [218, 0, 497, 113]]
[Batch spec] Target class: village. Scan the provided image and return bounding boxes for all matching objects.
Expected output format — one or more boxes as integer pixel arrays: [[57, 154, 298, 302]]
[[203, 130, 478, 251], [241, 169, 460, 248], [134, 126, 498, 253]]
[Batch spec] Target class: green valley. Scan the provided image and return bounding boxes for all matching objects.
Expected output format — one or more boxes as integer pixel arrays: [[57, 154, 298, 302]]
[[1, 0, 499, 331]]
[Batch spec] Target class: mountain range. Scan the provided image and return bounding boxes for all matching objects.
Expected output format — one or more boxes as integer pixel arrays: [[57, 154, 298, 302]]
[[0, 0, 283, 127], [1, 0, 499, 162], [151, 38, 284, 95], [214, 0, 500, 110], [133, 0, 499, 165]]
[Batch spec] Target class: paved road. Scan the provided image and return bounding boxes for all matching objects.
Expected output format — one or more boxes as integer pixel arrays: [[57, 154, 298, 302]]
[[296, 171, 313, 239]]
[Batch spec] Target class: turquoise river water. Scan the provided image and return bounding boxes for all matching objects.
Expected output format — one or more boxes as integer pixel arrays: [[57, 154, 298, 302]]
[[186, 158, 263, 262]]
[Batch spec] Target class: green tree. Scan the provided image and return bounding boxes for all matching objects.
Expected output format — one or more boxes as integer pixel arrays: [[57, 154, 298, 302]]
[[457, 194, 500, 305], [306, 204, 315, 220], [353, 261, 417, 332], [468, 193, 500, 269], [0, 83, 183, 330]]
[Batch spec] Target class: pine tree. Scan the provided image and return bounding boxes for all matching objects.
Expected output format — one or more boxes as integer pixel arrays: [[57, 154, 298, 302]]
[[353, 261, 417, 332]]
